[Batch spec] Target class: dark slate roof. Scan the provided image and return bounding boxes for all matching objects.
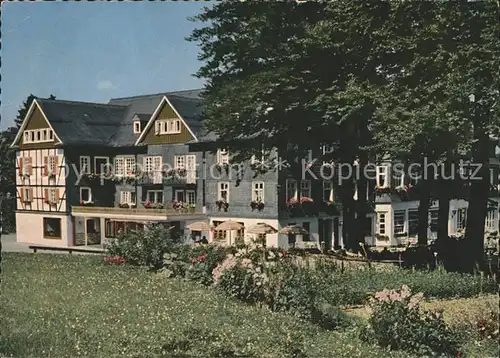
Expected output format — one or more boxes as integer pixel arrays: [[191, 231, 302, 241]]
[[36, 99, 128, 146], [108, 89, 203, 146], [34, 89, 203, 147]]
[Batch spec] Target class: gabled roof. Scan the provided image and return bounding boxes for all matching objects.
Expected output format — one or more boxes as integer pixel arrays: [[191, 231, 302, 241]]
[[36, 99, 128, 146], [12, 89, 204, 148]]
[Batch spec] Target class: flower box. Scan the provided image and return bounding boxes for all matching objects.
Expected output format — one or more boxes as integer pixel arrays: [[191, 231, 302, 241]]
[[215, 200, 229, 212], [250, 200, 265, 211]]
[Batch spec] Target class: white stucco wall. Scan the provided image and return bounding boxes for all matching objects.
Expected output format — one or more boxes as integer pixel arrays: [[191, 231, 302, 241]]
[[16, 212, 72, 247]]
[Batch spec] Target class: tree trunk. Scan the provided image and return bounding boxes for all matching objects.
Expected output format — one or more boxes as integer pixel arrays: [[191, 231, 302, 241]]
[[464, 130, 489, 272], [355, 158, 368, 251], [417, 162, 432, 246]]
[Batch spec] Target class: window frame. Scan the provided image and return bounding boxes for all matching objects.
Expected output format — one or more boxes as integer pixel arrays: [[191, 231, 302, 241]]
[[252, 181, 265, 202], [120, 190, 136, 205], [456, 208, 467, 230], [376, 165, 389, 187], [216, 149, 229, 165], [147, 190, 164, 204], [286, 179, 298, 201], [377, 212, 386, 235], [23, 129, 54, 144], [408, 209, 419, 236], [79, 156, 91, 174], [133, 121, 141, 134], [158, 119, 182, 134], [23, 187, 32, 203], [218, 182, 230, 201], [186, 190, 196, 206], [80, 187, 92, 204], [43, 217, 62, 239], [393, 209, 406, 235], [300, 180, 311, 198], [174, 155, 186, 169], [94, 156, 110, 175]]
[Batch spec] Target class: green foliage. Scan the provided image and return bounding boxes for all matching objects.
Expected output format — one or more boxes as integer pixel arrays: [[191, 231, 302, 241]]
[[362, 286, 460, 356], [105, 224, 179, 269], [1, 252, 418, 358]]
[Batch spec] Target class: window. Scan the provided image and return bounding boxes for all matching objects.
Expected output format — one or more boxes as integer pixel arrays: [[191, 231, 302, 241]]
[[218, 182, 229, 201], [157, 119, 182, 134], [43, 218, 61, 239], [147, 190, 164, 204], [302, 222, 310, 241], [394, 210, 406, 234], [408, 209, 419, 236], [300, 180, 311, 198], [80, 156, 91, 174], [49, 188, 57, 204], [213, 220, 227, 242], [23, 129, 54, 143], [187, 190, 196, 206], [133, 121, 141, 134], [394, 170, 405, 188], [456, 208, 467, 230], [115, 157, 124, 176], [80, 187, 92, 203], [22, 187, 32, 202], [186, 155, 196, 184], [105, 219, 116, 238], [45, 156, 57, 176], [430, 209, 439, 232], [376, 166, 388, 187], [125, 157, 136, 176], [486, 208, 496, 231], [252, 182, 265, 202], [377, 212, 386, 235], [22, 157, 31, 175], [323, 180, 333, 202], [216, 149, 229, 165], [175, 190, 185, 202], [143, 156, 162, 172], [286, 179, 297, 201], [94, 157, 110, 175], [174, 155, 186, 169], [120, 191, 136, 205]]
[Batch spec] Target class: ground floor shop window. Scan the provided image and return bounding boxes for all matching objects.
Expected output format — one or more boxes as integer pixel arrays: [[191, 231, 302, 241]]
[[43, 218, 61, 239]]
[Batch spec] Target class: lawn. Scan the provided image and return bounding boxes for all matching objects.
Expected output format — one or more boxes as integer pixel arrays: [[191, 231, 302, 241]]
[[0, 253, 497, 357], [0, 253, 409, 358]]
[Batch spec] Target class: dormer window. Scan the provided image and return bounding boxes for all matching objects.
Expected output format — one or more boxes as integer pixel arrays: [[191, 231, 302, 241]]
[[155, 119, 181, 135], [23, 129, 54, 143], [133, 121, 141, 134]]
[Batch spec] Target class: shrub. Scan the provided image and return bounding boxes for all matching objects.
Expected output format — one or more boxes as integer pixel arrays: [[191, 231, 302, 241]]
[[362, 285, 460, 356], [105, 224, 180, 269], [180, 244, 229, 285]]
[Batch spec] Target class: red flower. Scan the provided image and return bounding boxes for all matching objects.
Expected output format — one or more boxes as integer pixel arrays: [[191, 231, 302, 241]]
[[456, 351, 463, 358], [281, 250, 287, 256]]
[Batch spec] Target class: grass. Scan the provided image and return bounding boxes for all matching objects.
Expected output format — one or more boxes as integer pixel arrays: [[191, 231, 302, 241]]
[[0, 253, 411, 358], [1, 253, 497, 357]]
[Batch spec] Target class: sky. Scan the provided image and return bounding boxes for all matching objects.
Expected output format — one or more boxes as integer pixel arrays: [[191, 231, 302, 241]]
[[0, 1, 209, 129]]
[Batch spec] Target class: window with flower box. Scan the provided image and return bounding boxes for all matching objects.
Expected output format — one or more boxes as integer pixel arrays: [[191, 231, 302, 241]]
[[300, 180, 311, 198], [147, 190, 164, 204], [252, 182, 265, 202], [80, 187, 92, 204], [286, 179, 297, 201], [218, 182, 229, 201], [120, 191, 136, 205]]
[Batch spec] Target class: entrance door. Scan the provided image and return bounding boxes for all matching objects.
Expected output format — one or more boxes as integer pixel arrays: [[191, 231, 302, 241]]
[[323, 219, 333, 250], [86, 218, 101, 245]]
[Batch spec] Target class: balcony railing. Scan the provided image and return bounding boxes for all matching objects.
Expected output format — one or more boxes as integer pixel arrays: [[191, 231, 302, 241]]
[[72, 205, 202, 216], [163, 172, 196, 186]]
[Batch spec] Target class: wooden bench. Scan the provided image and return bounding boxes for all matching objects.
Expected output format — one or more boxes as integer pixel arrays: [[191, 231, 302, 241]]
[[29, 245, 105, 254]]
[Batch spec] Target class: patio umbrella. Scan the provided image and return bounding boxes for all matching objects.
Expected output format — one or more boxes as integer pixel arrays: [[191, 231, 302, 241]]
[[247, 222, 278, 248], [187, 221, 213, 231], [279, 225, 309, 249], [215, 221, 244, 245], [247, 223, 278, 235], [278, 225, 309, 235]]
